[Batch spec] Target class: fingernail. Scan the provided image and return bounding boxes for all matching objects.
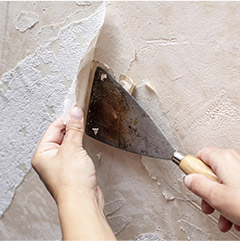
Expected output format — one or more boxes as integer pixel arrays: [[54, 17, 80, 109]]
[[184, 175, 193, 188], [70, 106, 83, 121]]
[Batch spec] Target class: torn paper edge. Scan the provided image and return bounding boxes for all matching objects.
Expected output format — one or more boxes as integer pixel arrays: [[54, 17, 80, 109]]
[[62, 3, 106, 123]]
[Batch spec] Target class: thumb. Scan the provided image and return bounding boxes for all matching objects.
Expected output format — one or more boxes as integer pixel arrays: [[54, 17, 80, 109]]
[[64, 106, 84, 147], [184, 174, 225, 210]]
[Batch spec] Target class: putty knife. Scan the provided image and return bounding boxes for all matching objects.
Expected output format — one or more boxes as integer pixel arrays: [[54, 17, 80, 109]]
[[85, 67, 217, 181]]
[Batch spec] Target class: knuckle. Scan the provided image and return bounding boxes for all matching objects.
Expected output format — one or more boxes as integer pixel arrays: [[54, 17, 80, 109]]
[[203, 146, 215, 153], [66, 125, 83, 134], [200, 146, 215, 158], [222, 149, 235, 161], [200, 147, 209, 155]]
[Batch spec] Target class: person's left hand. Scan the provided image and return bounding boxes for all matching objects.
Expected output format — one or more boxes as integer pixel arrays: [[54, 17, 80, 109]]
[[32, 106, 104, 211]]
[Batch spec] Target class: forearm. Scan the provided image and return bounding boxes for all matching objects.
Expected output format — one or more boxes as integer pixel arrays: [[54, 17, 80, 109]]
[[32, 108, 117, 239], [58, 194, 116, 240]]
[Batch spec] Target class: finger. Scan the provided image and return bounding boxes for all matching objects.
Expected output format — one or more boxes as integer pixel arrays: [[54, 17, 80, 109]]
[[196, 147, 239, 182], [195, 146, 223, 175], [201, 199, 214, 214], [40, 118, 65, 146], [63, 106, 84, 147], [234, 224, 240, 231], [218, 215, 232, 232], [184, 174, 226, 211]]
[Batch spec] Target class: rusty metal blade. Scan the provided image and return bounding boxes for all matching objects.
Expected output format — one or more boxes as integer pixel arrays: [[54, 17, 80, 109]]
[[85, 67, 174, 159]]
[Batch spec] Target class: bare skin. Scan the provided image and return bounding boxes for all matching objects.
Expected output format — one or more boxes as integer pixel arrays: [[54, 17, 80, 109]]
[[32, 106, 116, 240], [184, 147, 240, 233], [32, 106, 240, 237]]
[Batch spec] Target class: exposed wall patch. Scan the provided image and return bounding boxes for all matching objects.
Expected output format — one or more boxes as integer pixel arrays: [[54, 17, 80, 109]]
[[14, 11, 39, 32]]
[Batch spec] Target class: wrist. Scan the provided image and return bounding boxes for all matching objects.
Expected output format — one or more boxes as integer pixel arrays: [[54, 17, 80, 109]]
[[56, 188, 116, 240], [57, 190, 103, 228], [57, 190, 111, 240], [56, 187, 98, 208]]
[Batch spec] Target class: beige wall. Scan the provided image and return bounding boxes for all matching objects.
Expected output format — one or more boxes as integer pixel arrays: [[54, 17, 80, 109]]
[[1, 2, 240, 240]]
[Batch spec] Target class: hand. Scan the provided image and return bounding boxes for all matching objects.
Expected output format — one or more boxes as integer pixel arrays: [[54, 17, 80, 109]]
[[32, 106, 116, 240], [184, 147, 240, 232], [32, 106, 104, 209]]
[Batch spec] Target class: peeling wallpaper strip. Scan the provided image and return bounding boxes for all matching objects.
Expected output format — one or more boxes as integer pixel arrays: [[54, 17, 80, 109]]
[[0, 3, 105, 217]]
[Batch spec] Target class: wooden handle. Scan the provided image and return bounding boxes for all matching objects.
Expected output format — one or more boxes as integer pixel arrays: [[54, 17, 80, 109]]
[[179, 155, 218, 182]]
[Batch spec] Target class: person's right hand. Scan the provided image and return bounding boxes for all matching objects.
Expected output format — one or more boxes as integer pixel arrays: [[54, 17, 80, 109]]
[[184, 147, 240, 232]]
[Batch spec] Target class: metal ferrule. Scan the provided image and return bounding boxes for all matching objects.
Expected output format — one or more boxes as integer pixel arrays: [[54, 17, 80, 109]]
[[172, 151, 185, 166]]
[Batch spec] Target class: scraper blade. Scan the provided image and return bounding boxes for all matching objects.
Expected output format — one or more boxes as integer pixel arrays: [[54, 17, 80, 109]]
[[85, 67, 174, 159], [85, 67, 218, 182]]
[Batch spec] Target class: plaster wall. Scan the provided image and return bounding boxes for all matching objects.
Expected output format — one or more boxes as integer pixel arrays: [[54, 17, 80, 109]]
[[1, 2, 240, 240]]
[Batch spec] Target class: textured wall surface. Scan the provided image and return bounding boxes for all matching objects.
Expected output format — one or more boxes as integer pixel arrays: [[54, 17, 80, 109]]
[[1, 2, 240, 240]]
